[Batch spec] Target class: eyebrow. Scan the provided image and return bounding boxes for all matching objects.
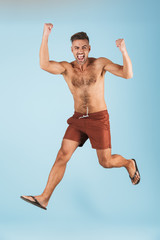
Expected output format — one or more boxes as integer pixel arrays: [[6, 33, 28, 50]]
[[74, 45, 88, 48]]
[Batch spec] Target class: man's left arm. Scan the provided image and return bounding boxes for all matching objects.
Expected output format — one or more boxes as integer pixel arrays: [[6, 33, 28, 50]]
[[102, 39, 133, 79]]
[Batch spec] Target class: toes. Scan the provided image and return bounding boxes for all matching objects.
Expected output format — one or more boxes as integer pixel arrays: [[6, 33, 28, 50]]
[[130, 159, 140, 184], [132, 172, 140, 184], [22, 196, 35, 202]]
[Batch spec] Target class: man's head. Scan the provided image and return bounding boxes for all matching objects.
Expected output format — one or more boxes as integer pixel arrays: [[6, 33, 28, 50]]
[[71, 32, 91, 65]]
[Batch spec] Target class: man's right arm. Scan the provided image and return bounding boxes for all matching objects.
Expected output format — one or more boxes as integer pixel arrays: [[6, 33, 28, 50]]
[[39, 23, 66, 75]]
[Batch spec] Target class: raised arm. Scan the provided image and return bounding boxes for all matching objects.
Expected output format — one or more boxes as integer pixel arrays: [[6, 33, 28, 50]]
[[100, 39, 133, 79], [39, 23, 66, 75]]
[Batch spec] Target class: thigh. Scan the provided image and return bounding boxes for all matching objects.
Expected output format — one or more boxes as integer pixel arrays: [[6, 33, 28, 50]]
[[60, 138, 80, 159]]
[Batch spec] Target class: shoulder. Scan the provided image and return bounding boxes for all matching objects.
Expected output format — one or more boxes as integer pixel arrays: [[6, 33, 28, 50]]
[[90, 57, 110, 66], [60, 61, 70, 68], [60, 61, 74, 73], [91, 57, 110, 71], [88, 57, 102, 66], [96, 57, 110, 64]]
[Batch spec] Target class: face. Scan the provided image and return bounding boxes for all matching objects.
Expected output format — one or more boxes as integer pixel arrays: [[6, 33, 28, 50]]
[[71, 39, 91, 65]]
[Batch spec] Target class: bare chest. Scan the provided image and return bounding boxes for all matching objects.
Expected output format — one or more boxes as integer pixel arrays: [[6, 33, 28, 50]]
[[71, 69, 98, 88]]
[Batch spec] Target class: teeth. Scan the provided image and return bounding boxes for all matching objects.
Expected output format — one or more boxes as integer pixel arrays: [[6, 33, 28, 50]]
[[77, 55, 84, 60]]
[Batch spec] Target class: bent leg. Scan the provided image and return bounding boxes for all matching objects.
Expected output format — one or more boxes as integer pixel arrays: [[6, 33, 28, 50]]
[[96, 148, 140, 184], [22, 139, 79, 208]]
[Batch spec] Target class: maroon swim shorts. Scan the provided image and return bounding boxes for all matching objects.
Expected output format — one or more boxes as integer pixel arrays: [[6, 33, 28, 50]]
[[63, 109, 111, 149]]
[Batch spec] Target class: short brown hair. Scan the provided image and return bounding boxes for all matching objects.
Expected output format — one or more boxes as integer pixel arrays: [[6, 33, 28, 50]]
[[70, 32, 89, 43]]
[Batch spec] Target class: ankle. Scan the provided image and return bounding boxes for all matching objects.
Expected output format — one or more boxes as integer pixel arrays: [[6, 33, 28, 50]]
[[125, 159, 132, 170], [41, 193, 50, 202]]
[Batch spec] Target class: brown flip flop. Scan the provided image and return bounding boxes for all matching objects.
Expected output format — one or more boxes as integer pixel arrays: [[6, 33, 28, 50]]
[[20, 195, 47, 210], [130, 159, 141, 185]]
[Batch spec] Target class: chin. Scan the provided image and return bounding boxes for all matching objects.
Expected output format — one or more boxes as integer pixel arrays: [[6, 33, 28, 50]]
[[76, 59, 87, 65]]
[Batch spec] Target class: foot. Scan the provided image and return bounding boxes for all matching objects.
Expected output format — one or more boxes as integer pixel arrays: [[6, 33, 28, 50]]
[[127, 159, 140, 185], [21, 195, 49, 209]]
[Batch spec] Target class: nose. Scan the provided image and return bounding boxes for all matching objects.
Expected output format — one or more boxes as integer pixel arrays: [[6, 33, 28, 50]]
[[78, 50, 84, 54], [78, 48, 84, 53]]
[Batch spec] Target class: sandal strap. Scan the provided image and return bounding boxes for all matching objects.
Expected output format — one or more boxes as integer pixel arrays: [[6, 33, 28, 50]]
[[29, 195, 41, 206]]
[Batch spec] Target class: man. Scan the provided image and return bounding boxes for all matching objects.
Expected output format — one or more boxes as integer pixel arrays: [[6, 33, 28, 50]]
[[21, 23, 140, 210]]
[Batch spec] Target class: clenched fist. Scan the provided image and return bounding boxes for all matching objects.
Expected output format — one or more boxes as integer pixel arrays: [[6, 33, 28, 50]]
[[43, 23, 53, 37], [116, 39, 127, 53]]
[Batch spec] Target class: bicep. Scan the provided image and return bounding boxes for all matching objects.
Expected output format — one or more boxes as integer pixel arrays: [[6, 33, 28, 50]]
[[103, 59, 124, 78], [41, 61, 66, 75]]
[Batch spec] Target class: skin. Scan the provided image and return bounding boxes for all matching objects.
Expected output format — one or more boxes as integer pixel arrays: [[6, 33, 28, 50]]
[[22, 23, 140, 209]]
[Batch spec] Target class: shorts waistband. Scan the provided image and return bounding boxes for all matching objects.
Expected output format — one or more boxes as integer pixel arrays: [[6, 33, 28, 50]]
[[74, 109, 109, 119]]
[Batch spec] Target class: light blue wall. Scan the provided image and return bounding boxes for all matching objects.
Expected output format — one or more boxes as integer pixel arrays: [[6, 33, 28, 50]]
[[0, 0, 159, 239]]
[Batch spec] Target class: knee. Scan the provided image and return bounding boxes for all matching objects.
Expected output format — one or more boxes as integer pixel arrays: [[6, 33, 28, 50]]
[[99, 155, 112, 168], [56, 147, 71, 164]]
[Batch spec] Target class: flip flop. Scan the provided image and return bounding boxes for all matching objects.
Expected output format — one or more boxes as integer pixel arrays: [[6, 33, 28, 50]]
[[20, 195, 47, 210], [130, 159, 140, 185]]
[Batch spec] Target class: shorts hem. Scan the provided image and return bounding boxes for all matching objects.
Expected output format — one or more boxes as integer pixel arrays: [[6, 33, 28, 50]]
[[63, 137, 83, 147], [92, 145, 112, 149]]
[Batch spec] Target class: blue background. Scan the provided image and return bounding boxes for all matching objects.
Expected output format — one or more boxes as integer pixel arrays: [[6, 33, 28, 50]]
[[0, 0, 159, 239]]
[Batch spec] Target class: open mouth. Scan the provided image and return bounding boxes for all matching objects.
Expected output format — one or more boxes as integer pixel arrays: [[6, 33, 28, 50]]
[[77, 54, 85, 62]]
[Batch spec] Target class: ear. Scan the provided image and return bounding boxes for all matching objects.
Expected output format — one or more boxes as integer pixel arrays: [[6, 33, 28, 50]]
[[89, 45, 91, 52], [71, 46, 73, 53]]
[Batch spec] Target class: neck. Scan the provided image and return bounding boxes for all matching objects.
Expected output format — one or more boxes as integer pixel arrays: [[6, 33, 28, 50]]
[[77, 58, 90, 71]]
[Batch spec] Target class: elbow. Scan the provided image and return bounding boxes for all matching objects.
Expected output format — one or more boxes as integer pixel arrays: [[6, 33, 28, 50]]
[[39, 58, 49, 69], [40, 65, 45, 70], [40, 63, 48, 70], [122, 67, 133, 79], [125, 72, 133, 79]]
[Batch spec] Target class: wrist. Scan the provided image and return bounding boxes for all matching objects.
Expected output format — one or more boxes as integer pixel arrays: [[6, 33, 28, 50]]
[[121, 49, 128, 55], [43, 33, 49, 41]]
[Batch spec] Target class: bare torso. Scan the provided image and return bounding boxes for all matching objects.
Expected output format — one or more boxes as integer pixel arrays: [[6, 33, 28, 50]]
[[62, 57, 107, 114]]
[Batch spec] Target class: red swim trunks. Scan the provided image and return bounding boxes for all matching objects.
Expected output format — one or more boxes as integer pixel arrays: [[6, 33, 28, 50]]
[[63, 109, 111, 149]]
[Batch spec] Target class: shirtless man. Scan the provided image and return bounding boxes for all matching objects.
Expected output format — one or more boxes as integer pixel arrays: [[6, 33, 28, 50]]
[[21, 23, 140, 210]]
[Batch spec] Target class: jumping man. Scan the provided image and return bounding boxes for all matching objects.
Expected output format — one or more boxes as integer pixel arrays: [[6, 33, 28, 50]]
[[21, 23, 140, 210]]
